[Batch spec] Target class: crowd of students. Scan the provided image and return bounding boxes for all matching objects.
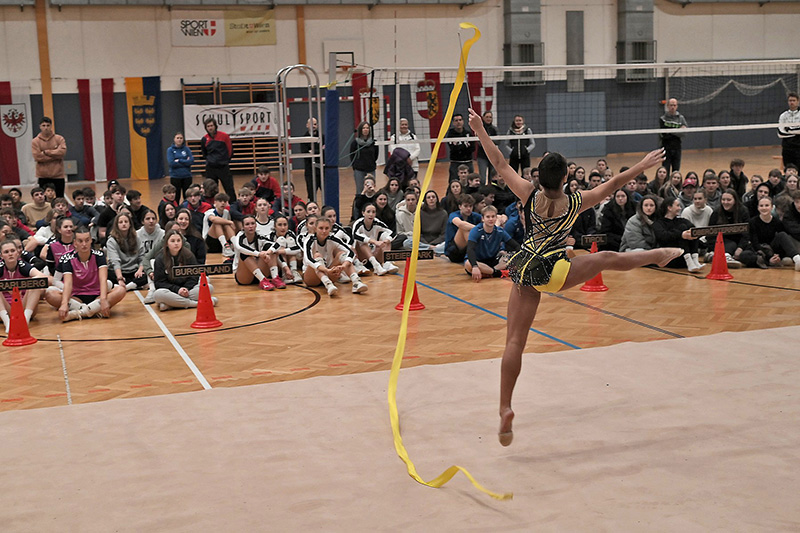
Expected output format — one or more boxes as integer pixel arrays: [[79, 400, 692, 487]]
[[341, 149, 800, 279], [1, 146, 798, 333], [0, 162, 408, 331], [567, 159, 800, 272]]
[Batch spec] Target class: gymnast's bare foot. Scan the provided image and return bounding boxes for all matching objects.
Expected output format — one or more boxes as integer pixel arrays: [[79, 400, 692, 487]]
[[498, 408, 514, 446], [655, 248, 684, 267]]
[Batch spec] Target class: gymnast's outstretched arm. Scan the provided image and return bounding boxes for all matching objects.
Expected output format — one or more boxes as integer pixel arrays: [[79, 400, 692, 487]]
[[580, 149, 665, 212]]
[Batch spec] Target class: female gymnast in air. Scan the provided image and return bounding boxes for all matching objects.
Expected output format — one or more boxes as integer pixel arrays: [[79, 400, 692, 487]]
[[468, 108, 683, 446]]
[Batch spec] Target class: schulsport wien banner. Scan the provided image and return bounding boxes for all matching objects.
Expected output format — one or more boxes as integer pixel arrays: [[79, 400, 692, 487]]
[[183, 103, 282, 140], [172, 10, 276, 47]]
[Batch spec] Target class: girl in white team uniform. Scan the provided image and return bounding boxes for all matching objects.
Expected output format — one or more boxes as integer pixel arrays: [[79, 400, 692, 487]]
[[265, 215, 303, 284], [352, 203, 399, 276], [295, 201, 320, 239], [302, 217, 367, 297], [232, 215, 281, 291], [320, 205, 371, 278], [254, 197, 274, 239]]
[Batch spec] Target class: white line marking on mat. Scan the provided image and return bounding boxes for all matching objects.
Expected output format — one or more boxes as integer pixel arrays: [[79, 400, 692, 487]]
[[57, 334, 73, 405], [135, 291, 212, 390]]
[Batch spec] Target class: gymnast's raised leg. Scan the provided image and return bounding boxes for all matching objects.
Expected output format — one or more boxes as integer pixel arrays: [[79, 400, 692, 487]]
[[497, 247, 682, 446]]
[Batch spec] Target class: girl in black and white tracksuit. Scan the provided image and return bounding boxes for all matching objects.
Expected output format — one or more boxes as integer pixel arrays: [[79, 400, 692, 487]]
[[254, 197, 274, 239], [302, 216, 367, 297], [232, 214, 282, 291], [264, 215, 303, 284], [320, 205, 371, 277], [352, 202, 399, 276]]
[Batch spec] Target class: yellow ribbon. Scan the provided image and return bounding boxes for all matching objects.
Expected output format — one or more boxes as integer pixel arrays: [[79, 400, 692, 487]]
[[387, 22, 513, 501]]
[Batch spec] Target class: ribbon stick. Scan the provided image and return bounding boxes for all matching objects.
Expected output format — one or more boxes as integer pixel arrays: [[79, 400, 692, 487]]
[[387, 22, 512, 501]]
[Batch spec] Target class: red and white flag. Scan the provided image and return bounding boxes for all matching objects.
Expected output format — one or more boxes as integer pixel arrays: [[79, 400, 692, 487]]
[[78, 78, 118, 182], [467, 71, 495, 116], [0, 82, 36, 187]]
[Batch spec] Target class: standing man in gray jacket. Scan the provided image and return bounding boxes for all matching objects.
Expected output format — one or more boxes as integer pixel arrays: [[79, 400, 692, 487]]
[[659, 98, 688, 175]]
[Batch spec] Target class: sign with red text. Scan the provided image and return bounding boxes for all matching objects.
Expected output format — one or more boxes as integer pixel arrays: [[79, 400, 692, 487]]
[[172, 10, 276, 47]]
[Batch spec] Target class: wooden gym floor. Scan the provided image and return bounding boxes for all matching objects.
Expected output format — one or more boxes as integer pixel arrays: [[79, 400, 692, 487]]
[[0, 145, 797, 413]]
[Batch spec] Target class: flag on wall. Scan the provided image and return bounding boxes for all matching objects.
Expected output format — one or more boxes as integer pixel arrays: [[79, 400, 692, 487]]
[[78, 78, 118, 182], [0, 82, 36, 187], [466, 71, 495, 116], [351, 73, 387, 166], [125, 76, 162, 180], [413, 72, 445, 160]]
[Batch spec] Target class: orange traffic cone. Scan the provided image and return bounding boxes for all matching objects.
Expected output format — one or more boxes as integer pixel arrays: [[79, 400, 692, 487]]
[[395, 260, 425, 311], [706, 232, 734, 280], [3, 287, 36, 346], [191, 272, 222, 329], [580, 242, 609, 292]]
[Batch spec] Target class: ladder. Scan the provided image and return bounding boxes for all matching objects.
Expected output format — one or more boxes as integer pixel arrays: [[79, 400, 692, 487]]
[[274, 65, 324, 211]]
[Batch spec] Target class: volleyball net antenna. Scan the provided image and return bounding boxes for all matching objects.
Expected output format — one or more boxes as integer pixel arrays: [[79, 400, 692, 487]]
[[335, 59, 800, 160]]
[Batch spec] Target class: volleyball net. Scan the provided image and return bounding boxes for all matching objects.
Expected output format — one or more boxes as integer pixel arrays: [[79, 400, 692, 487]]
[[333, 59, 800, 160]]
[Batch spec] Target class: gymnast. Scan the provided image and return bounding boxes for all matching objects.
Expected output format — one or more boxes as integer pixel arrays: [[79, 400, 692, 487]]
[[468, 108, 683, 446]]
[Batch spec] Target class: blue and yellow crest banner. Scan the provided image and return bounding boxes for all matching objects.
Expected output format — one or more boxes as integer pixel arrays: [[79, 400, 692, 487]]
[[125, 76, 163, 180]]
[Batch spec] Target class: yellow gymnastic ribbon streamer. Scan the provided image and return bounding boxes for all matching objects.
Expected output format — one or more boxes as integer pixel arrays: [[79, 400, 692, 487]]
[[387, 22, 512, 501]]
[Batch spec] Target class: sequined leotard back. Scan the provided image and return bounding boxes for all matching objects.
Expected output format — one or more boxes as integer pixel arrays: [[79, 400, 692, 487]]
[[507, 189, 583, 287]]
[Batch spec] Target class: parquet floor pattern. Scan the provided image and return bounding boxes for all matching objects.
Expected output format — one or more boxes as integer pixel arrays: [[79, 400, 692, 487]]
[[1, 146, 797, 412], [2, 256, 797, 412]]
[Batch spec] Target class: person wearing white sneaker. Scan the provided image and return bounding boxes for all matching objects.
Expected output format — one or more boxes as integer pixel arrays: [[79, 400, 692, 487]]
[[42, 216, 75, 276], [709, 189, 750, 265], [746, 196, 800, 270], [464, 205, 520, 282], [263, 215, 302, 287], [0, 239, 47, 331], [136, 209, 164, 303], [725, 253, 743, 269], [653, 197, 704, 271], [153, 230, 216, 309], [231, 216, 273, 290], [352, 280, 368, 293], [353, 203, 395, 276], [302, 217, 366, 297], [202, 193, 236, 258], [320, 205, 371, 277], [106, 213, 148, 293], [45, 226, 126, 321], [382, 260, 399, 274]]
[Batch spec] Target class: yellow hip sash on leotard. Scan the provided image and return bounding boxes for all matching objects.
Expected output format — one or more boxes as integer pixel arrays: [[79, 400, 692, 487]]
[[533, 258, 571, 293]]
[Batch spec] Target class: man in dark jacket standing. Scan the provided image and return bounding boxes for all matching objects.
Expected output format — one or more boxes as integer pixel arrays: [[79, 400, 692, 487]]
[[659, 98, 688, 175], [200, 118, 235, 199], [445, 113, 475, 182]]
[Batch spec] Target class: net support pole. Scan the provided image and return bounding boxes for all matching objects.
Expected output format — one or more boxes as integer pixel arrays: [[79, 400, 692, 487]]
[[324, 87, 340, 212]]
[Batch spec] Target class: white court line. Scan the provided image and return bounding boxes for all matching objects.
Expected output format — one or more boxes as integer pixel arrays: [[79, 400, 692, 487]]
[[56, 334, 73, 405], [134, 291, 212, 390]]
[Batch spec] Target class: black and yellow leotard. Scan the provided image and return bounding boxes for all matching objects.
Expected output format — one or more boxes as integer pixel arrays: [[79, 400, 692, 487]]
[[507, 189, 583, 292]]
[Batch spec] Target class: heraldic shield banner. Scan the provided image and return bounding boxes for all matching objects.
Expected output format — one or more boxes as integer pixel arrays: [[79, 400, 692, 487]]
[[0, 82, 35, 187], [125, 77, 163, 180]]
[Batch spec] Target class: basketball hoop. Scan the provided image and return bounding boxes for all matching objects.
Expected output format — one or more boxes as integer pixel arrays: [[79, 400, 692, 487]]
[[338, 64, 356, 84], [323, 63, 356, 89]]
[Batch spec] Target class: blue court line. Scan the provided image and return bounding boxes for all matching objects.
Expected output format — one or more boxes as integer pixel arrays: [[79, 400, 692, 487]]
[[405, 276, 582, 350]]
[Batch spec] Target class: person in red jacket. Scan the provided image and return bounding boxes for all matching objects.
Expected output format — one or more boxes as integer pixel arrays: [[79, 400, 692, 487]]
[[247, 165, 281, 203], [200, 118, 235, 199]]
